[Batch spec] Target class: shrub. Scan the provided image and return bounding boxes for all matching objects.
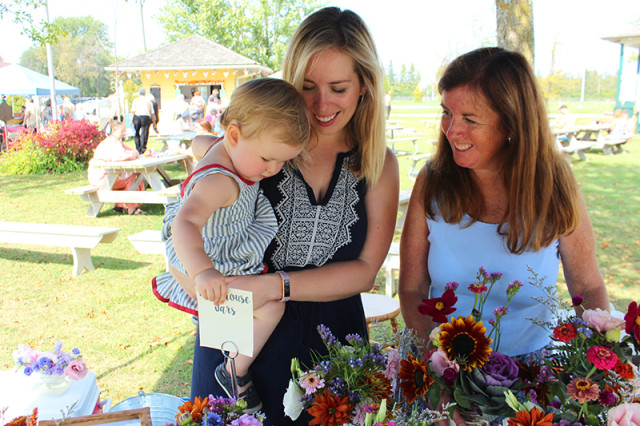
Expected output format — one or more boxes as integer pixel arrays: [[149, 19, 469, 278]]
[[0, 119, 103, 175]]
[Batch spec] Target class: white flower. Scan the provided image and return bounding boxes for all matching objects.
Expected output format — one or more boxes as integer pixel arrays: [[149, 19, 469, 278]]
[[283, 379, 304, 420]]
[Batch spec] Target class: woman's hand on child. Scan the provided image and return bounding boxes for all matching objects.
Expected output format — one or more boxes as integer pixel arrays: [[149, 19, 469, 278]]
[[194, 269, 228, 305]]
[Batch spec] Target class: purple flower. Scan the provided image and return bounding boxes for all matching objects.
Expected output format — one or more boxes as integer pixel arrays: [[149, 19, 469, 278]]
[[549, 400, 562, 409], [345, 334, 363, 344], [443, 367, 457, 386], [493, 306, 509, 318], [571, 295, 584, 307], [479, 267, 489, 280], [445, 281, 459, 291], [490, 272, 503, 280], [476, 352, 520, 390], [317, 324, 339, 347], [599, 389, 616, 406], [23, 366, 33, 376], [205, 412, 223, 426], [230, 414, 263, 426]]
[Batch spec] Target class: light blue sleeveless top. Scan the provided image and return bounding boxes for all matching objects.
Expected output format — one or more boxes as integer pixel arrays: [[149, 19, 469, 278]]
[[427, 213, 560, 356]]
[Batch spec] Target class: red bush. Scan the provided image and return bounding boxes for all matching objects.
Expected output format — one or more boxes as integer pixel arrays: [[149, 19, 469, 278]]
[[36, 119, 104, 163]]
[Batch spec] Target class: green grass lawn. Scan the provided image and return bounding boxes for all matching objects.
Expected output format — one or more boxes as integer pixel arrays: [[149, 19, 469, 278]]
[[0, 106, 639, 404]]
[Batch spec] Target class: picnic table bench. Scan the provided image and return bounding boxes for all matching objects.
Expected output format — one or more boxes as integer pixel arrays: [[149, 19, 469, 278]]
[[66, 153, 191, 217], [0, 221, 120, 276], [387, 136, 421, 156], [407, 151, 434, 180]]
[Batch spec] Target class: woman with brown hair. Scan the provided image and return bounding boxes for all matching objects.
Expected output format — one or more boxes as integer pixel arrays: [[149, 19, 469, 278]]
[[399, 46, 608, 358]]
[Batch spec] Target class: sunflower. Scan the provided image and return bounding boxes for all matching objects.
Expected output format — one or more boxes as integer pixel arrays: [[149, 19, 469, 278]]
[[308, 389, 353, 426], [439, 315, 492, 371], [507, 407, 553, 426], [398, 353, 434, 404]]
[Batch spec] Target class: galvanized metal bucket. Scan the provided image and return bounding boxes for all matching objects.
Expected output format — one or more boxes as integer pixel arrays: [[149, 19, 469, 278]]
[[109, 391, 185, 426]]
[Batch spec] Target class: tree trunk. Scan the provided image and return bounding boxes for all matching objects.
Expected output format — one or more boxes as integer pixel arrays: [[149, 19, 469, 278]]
[[495, 0, 535, 67]]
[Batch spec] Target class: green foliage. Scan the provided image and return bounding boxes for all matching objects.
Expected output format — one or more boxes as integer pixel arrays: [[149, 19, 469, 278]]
[[538, 70, 617, 100], [0, 138, 57, 174], [0, 0, 65, 44], [386, 63, 421, 98], [20, 16, 114, 97], [413, 86, 423, 103], [0, 119, 103, 174], [157, 0, 323, 71]]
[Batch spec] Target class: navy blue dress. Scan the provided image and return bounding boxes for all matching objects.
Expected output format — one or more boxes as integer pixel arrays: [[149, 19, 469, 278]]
[[190, 152, 370, 425]]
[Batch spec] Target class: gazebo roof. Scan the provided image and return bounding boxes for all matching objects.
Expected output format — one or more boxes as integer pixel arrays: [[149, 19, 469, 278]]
[[602, 22, 640, 48], [106, 35, 272, 73]]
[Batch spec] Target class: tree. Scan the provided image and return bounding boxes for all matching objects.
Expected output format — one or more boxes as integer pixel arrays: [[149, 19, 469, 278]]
[[157, 0, 322, 71], [20, 16, 113, 97], [495, 0, 534, 66], [0, 0, 63, 44]]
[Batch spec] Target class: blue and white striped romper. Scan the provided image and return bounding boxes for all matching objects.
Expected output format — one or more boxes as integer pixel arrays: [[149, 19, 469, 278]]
[[152, 164, 278, 315]]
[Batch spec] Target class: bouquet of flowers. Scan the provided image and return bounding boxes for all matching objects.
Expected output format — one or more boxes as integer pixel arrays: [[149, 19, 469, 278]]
[[2, 408, 38, 426], [504, 297, 640, 425], [400, 267, 524, 422], [167, 395, 265, 426], [283, 324, 397, 425], [12, 341, 88, 380]]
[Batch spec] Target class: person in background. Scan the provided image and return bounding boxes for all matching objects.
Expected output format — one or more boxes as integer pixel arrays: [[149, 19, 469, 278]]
[[23, 98, 38, 131], [194, 118, 214, 135], [385, 90, 392, 120], [188, 7, 399, 425], [147, 92, 160, 134], [189, 90, 206, 121], [41, 99, 52, 128], [62, 97, 75, 120], [88, 119, 146, 215], [397, 47, 608, 424], [131, 87, 155, 154]]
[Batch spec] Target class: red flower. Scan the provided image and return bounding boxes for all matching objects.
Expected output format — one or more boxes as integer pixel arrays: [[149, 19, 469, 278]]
[[552, 323, 577, 342], [418, 289, 457, 323], [308, 389, 353, 426], [586, 346, 618, 370], [614, 360, 635, 379], [468, 282, 488, 294], [624, 301, 640, 342], [507, 407, 553, 426]]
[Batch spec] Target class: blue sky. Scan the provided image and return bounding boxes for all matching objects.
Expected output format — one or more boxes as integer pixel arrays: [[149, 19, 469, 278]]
[[1, 0, 639, 86]]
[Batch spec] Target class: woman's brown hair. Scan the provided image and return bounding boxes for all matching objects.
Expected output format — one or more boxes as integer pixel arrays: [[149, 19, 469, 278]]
[[424, 47, 579, 254]]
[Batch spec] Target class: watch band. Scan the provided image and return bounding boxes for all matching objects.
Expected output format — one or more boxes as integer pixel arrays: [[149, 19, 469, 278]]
[[276, 270, 290, 302]]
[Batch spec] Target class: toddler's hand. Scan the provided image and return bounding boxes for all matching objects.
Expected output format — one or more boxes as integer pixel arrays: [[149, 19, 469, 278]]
[[194, 269, 228, 305]]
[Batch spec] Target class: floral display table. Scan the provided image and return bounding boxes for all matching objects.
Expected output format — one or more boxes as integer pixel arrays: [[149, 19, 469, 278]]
[[0, 370, 100, 421]]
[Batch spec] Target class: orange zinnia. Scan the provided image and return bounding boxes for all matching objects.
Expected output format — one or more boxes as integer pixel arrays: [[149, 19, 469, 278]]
[[507, 407, 554, 426], [308, 389, 353, 426], [176, 396, 209, 422]]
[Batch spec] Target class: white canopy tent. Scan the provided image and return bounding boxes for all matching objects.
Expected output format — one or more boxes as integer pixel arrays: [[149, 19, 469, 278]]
[[0, 63, 81, 97]]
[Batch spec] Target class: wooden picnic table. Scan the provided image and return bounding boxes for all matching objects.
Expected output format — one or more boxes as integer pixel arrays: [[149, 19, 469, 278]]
[[66, 153, 193, 217], [155, 131, 198, 152]]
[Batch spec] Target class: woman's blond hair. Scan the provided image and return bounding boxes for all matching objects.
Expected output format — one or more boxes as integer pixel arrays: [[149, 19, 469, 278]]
[[281, 7, 386, 186], [424, 47, 580, 254], [220, 78, 310, 149]]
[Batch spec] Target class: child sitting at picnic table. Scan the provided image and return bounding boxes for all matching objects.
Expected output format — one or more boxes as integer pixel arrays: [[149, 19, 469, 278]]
[[87, 119, 146, 215], [151, 78, 310, 413]]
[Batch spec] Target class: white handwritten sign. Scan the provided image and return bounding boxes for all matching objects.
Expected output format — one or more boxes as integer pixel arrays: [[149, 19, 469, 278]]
[[197, 288, 254, 356]]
